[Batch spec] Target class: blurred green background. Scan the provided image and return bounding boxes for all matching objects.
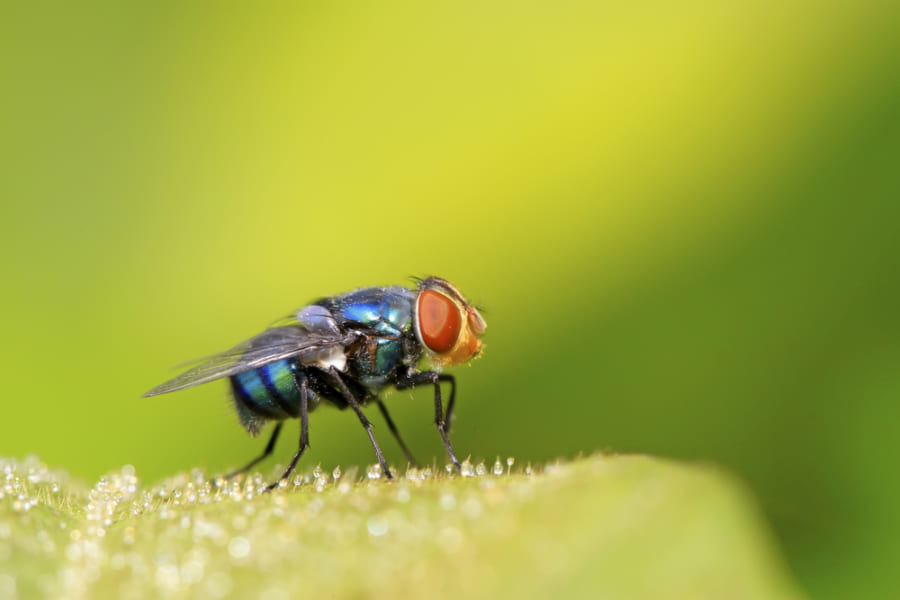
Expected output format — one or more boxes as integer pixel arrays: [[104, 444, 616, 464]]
[[2, 1, 898, 598]]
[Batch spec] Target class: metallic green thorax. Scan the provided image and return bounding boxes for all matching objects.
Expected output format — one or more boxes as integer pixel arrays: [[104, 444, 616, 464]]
[[316, 285, 420, 388]]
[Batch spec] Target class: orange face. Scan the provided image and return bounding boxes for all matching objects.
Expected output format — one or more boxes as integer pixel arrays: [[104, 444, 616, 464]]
[[414, 278, 486, 368]]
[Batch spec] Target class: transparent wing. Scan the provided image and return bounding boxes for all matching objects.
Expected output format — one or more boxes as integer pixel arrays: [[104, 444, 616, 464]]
[[143, 325, 351, 397]]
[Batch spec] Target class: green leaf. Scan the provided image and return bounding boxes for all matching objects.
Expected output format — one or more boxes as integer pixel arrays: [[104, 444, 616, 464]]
[[0, 455, 804, 599]]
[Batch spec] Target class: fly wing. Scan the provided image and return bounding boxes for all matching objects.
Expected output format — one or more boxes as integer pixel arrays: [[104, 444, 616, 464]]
[[142, 325, 350, 397]]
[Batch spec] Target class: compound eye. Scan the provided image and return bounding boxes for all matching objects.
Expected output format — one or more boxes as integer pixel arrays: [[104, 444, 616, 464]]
[[418, 289, 462, 353]]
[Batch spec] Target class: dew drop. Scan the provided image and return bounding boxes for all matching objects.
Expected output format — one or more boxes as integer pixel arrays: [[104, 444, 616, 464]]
[[366, 515, 389, 537], [492, 458, 504, 476], [227, 536, 251, 559], [366, 464, 383, 480]]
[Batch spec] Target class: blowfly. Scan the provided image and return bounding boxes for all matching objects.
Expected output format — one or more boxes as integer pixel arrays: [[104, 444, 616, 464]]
[[143, 276, 486, 489]]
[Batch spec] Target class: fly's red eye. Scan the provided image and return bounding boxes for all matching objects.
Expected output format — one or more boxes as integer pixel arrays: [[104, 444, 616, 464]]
[[418, 290, 462, 353]]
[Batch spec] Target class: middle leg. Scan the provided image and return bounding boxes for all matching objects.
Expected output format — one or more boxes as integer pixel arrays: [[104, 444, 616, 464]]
[[327, 367, 393, 479], [377, 399, 419, 468]]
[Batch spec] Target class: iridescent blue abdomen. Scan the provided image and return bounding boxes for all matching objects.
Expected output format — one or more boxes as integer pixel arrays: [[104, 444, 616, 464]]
[[231, 359, 308, 434]]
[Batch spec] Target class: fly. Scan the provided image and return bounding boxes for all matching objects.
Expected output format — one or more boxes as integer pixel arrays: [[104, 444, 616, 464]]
[[143, 276, 487, 490]]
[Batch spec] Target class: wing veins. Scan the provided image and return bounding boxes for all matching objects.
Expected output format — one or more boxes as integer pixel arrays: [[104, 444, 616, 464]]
[[143, 326, 351, 397]]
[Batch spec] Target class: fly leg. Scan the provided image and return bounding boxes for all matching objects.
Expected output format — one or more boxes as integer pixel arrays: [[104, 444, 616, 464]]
[[327, 367, 393, 479], [376, 399, 419, 468], [225, 422, 283, 479], [395, 372, 461, 472], [442, 375, 457, 433], [267, 374, 310, 491]]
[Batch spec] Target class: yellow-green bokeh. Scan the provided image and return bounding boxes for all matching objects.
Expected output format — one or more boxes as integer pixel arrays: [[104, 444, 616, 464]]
[[2, 2, 898, 598]]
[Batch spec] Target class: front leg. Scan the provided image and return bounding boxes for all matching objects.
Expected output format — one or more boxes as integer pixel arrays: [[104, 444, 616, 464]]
[[442, 375, 457, 433], [395, 371, 461, 472]]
